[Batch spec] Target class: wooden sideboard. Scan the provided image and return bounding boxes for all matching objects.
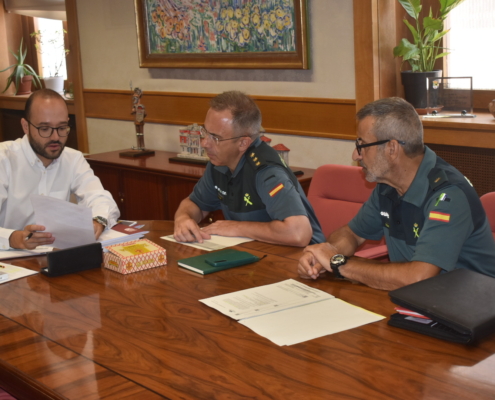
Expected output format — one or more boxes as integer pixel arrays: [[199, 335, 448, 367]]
[[85, 150, 315, 220]]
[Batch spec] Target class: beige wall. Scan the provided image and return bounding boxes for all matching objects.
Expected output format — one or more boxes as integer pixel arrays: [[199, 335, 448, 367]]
[[77, 0, 357, 169]]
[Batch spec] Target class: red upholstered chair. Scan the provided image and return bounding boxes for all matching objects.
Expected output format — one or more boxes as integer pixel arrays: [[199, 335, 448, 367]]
[[307, 164, 388, 258], [480, 192, 495, 239]]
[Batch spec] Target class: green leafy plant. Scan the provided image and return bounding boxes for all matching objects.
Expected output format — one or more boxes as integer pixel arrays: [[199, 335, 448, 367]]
[[0, 38, 42, 94], [393, 0, 465, 72]]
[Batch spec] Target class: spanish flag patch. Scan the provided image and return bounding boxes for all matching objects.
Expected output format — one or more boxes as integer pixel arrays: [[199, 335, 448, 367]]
[[429, 211, 450, 222], [269, 183, 284, 197]]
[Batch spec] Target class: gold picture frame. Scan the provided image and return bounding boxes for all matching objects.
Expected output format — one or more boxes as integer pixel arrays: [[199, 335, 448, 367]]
[[134, 0, 309, 69]]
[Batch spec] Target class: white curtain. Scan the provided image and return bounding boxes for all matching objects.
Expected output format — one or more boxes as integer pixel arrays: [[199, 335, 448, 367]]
[[3, 0, 66, 20]]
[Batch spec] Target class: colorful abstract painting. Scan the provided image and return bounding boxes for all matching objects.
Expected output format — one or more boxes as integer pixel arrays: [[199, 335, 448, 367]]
[[145, 0, 297, 54]]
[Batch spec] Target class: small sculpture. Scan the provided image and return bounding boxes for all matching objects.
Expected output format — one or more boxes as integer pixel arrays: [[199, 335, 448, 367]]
[[176, 124, 209, 162], [120, 87, 155, 157]]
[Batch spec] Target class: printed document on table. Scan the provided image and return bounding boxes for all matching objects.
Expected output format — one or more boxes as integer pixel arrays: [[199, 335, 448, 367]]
[[200, 279, 385, 346], [0, 246, 53, 260], [239, 298, 385, 346], [31, 195, 95, 249], [200, 279, 335, 320], [0, 262, 38, 284], [162, 234, 253, 251]]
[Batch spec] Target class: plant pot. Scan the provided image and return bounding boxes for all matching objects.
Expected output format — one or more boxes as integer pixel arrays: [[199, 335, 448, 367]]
[[16, 75, 33, 95], [43, 76, 65, 94], [401, 70, 442, 110]]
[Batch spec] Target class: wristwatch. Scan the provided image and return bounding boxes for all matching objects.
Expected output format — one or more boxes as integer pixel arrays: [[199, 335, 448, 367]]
[[93, 216, 108, 227], [330, 254, 348, 279]]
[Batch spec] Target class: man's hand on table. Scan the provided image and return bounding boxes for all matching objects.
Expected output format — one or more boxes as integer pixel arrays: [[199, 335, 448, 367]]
[[298, 242, 340, 280], [174, 217, 211, 243]]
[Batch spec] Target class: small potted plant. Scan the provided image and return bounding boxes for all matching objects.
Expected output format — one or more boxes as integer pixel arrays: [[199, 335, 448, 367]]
[[0, 38, 42, 95], [393, 0, 465, 109], [31, 28, 69, 94]]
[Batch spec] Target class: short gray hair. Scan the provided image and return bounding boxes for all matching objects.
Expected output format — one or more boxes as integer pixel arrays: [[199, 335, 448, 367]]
[[356, 97, 424, 157], [210, 91, 262, 138]]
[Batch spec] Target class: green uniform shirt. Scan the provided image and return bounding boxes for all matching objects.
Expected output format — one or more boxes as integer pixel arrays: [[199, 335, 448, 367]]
[[349, 147, 495, 277]]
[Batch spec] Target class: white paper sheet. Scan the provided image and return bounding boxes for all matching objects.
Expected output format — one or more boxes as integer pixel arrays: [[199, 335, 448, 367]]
[[0, 246, 53, 260], [0, 261, 38, 283], [162, 234, 253, 251], [31, 195, 95, 249], [200, 279, 385, 346], [200, 279, 334, 320], [239, 298, 385, 346]]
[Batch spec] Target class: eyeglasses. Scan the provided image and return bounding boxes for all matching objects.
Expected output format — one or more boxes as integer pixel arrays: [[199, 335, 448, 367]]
[[26, 120, 70, 138], [199, 126, 246, 145], [355, 139, 406, 156]]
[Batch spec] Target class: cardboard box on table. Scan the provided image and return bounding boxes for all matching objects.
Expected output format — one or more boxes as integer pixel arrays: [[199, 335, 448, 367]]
[[104, 238, 167, 274]]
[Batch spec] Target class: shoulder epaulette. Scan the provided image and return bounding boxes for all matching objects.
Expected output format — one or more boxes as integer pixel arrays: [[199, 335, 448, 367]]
[[428, 168, 449, 190], [247, 150, 266, 170]]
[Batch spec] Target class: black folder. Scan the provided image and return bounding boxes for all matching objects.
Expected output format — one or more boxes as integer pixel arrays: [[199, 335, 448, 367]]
[[42, 242, 103, 277], [388, 269, 495, 344]]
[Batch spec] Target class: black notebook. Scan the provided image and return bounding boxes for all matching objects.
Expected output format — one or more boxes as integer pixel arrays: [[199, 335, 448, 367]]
[[388, 269, 495, 344]]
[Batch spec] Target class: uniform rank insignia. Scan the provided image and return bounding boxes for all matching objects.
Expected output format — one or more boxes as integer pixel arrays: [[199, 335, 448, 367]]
[[429, 211, 450, 223], [269, 183, 284, 197], [435, 193, 450, 206]]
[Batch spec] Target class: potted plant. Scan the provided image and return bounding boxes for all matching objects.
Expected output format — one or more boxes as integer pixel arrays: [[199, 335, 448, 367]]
[[31, 29, 69, 94], [0, 38, 42, 95], [393, 0, 465, 109]]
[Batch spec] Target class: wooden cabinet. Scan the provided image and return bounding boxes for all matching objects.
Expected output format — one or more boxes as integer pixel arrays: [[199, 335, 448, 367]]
[[86, 150, 315, 220]]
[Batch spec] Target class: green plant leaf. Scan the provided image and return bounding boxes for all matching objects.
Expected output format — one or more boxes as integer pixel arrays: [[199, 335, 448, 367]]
[[398, 0, 422, 20], [403, 19, 419, 42], [423, 16, 443, 32], [435, 51, 450, 59], [393, 38, 419, 61]]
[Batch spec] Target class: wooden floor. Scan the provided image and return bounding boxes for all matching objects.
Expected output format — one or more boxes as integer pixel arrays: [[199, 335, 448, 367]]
[[0, 221, 494, 399]]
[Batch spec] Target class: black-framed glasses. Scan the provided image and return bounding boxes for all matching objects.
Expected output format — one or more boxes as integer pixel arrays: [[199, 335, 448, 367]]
[[355, 139, 406, 156], [26, 120, 70, 138], [199, 126, 246, 145]]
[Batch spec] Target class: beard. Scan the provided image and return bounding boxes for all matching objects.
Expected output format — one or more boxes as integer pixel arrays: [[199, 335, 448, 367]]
[[28, 134, 65, 161], [360, 150, 389, 183]]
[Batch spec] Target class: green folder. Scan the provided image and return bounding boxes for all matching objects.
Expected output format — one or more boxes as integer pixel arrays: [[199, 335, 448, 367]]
[[178, 249, 260, 275]]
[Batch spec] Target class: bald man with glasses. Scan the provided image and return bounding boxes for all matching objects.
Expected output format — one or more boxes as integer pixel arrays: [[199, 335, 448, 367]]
[[174, 91, 324, 247], [298, 97, 495, 289], [0, 89, 119, 250]]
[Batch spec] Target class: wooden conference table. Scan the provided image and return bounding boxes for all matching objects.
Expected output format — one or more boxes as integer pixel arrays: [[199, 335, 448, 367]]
[[0, 221, 495, 399]]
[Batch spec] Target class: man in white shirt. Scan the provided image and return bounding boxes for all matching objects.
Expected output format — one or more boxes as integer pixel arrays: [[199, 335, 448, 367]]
[[0, 89, 120, 250]]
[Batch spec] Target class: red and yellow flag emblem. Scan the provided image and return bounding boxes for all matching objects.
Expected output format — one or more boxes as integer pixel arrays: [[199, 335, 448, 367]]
[[269, 183, 284, 197], [429, 211, 450, 222]]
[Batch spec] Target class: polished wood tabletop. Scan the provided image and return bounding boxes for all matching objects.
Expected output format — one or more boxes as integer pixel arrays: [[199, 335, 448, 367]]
[[1, 221, 495, 399]]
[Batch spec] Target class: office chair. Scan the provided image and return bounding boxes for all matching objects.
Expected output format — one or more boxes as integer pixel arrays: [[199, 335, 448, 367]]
[[307, 164, 388, 259], [480, 192, 495, 239]]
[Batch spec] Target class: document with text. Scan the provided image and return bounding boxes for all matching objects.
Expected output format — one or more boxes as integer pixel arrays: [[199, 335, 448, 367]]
[[162, 234, 253, 251], [200, 279, 385, 346]]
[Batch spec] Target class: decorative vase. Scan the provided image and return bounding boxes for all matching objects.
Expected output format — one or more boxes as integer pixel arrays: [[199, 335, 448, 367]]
[[16, 75, 33, 95], [43, 76, 64, 94], [489, 100, 495, 118], [401, 70, 442, 110]]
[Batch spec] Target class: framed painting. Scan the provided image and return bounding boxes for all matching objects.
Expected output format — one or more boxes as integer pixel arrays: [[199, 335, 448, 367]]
[[134, 0, 309, 69]]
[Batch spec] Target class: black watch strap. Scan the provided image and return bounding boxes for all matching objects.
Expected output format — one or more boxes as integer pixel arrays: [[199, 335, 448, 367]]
[[330, 254, 348, 279]]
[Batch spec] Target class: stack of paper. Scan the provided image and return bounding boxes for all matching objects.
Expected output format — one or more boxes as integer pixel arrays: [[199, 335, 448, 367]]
[[200, 279, 385, 346], [0, 262, 38, 284], [162, 234, 253, 251], [98, 224, 149, 248]]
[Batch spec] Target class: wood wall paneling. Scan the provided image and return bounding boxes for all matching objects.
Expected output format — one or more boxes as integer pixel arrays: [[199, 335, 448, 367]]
[[83, 90, 357, 140]]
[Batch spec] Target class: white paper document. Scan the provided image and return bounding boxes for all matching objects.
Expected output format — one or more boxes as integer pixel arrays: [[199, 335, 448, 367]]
[[31, 195, 95, 249], [0, 262, 38, 284], [0, 246, 53, 260], [200, 279, 385, 346], [162, 234, 253, 251]]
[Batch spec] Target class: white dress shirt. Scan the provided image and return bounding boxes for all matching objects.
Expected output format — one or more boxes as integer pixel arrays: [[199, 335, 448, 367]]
[[0, 135, 120, 249]]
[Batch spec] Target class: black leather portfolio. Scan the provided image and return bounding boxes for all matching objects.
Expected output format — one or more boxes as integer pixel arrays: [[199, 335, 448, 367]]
[[42, 242, 103, 277], [388, 269, 495, 344]]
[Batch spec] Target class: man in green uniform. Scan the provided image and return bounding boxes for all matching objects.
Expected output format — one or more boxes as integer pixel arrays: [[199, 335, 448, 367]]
[[298, 97, 495, 290]]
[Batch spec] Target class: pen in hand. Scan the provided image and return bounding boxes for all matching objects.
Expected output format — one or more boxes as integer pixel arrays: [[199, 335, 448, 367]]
[[24, 232, 34, 241]]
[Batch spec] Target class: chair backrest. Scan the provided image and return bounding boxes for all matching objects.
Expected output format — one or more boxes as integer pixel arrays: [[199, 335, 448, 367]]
[[480, 192, 495, 237], [308, 164, 376, 238]]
